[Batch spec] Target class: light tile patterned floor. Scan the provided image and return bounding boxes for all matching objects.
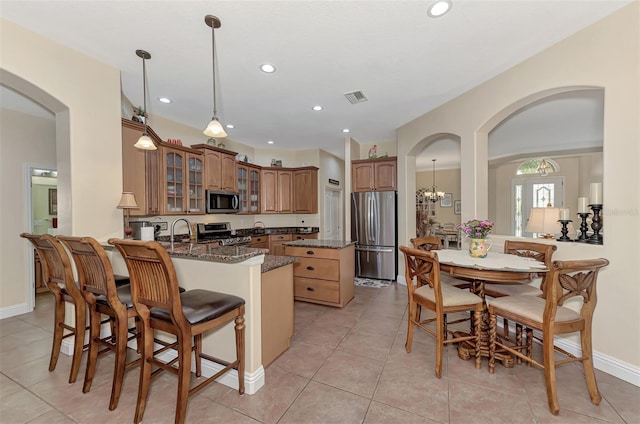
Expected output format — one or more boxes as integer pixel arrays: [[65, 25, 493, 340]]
[[1, 287, 639, 423]]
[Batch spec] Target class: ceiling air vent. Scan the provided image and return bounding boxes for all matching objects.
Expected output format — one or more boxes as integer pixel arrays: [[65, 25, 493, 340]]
[[344, 90, 368, 104]]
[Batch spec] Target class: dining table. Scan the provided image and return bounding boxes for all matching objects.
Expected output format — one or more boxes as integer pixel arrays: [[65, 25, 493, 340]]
[[436, 249, 548, 367]]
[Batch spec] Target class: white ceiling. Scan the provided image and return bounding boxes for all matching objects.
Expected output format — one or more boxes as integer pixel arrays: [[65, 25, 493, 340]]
[[1, 1, 624, 166]]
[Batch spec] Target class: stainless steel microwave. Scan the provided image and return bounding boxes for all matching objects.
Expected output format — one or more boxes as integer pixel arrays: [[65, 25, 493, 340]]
[[205, 190, 239, 214]]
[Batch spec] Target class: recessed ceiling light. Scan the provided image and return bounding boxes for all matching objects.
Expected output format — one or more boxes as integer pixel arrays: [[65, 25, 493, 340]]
[[427, 0, 452, 17], [312, 105, 323, 111], [342, 128, 350, 133], [158, 97, 172, 103], [260, 63, 276, 73], [267, 140, 275, 145], [225, 124, 235, 129]]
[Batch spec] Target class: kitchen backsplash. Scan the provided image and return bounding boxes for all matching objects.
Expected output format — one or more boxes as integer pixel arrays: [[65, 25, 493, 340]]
[[131, 214, 320, 237]]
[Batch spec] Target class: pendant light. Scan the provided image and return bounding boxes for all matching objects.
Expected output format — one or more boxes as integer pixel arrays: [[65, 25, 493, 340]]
[[203, 15, 228, 138], [134, 49, 156, 150]]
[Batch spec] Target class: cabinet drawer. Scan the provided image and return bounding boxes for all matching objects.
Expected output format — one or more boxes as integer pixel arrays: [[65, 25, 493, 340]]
[[292, 233, 318, 241], [251, 236, 268, 244], [293, 258, 339, 281], [294, 277, 339, 303], [285, 245, 339, 260], [269, 234, 292, 242]]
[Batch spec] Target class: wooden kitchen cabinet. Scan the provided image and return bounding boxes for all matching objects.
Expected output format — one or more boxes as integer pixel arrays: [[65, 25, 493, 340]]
[[250, 235, 269, 250], [352, 157, 397, 192], [192, 144, 238, 193], [261, 166, 318, 214], [284, 244, 355, 308], [121, 119, 160, 215], [159, 145, 205, 215], [268, 234, 292, 256], [293, 168, 318, 213], [292, 233, 318, 241], [261, 263, 294, 367], [237, 163, 261, 214], [261, 168, 293, 214]]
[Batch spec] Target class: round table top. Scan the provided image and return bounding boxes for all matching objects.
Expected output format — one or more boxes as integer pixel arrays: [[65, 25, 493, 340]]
[[436, 249, 547, 284]]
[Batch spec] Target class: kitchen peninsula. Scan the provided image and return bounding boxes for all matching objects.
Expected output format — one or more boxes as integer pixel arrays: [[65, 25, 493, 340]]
[[284, 239, 356, 308], [106, 241, 297, 394]]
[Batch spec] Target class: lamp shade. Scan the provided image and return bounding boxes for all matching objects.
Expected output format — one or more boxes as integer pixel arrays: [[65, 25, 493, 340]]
[[525, 207, 561, 237], [134, 134, 156, 150], [203, 117, 228, 138], [117, 192, 138, 209]]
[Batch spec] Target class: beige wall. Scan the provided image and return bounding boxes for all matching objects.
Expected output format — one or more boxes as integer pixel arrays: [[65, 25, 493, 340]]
[[398, 4, 640, 374], [0, 108, 56, 309]]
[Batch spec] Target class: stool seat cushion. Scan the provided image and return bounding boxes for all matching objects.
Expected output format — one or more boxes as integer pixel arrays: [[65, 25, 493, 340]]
[[488, 295, 580, 323], [96, 285, 134, 309], [114, 274, 130, 287], [151, 289, 246, 325], [415, 284, 483, 307]]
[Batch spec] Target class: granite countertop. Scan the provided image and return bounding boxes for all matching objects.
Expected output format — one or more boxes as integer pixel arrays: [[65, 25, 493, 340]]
[[236, 226, 320, 237], [261, 255, 298, 273], [106, 241, 296, 272], [283, 239, 356, 249], [157, 242, 267, 264]]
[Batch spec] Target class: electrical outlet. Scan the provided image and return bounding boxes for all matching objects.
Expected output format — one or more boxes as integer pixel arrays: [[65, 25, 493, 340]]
[[157, 222, 168, 231]]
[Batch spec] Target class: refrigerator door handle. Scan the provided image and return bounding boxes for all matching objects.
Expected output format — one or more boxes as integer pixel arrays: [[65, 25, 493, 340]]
[[356, 246, 394, 253]]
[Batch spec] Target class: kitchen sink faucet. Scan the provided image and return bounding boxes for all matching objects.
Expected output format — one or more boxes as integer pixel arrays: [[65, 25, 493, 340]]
[[170, 218, 192, 252]]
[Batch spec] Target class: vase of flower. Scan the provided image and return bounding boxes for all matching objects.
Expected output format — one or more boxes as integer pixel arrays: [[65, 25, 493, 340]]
[[458, 219, 494, 258], [468, 238, 492, 258]]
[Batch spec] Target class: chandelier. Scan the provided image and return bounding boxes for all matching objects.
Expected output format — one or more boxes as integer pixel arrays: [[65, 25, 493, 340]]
[[416, 159, 445, 203]]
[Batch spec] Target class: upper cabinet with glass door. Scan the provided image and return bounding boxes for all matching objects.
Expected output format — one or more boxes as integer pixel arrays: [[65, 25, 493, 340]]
[[159, 144, 204, 215], [237, 162, 261, 214]]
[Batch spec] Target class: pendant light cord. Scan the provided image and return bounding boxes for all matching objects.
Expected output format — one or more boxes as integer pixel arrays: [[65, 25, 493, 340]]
[[142, 55, 148, 135], [211, 24, 217, 117]]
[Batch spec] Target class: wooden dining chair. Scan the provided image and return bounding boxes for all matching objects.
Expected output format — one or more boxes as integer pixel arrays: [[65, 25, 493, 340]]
[[20, 233, 86, 384], [410, 236, 442, 251], [57, 235, 141, 410], [400, 246, 483, 378], [108, 238, 246, 424], [410, 236, 470, 329], [488, 258, 609, 415], [484, 240, 557, 345]]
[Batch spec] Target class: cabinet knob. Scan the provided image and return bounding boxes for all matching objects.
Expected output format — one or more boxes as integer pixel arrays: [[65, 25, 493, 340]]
[[306, 287, 315, 292], [306, 250, 315, 255], [306, 266, 315, 271]]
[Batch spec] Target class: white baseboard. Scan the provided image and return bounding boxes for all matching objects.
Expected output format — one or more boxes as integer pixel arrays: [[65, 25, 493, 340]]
[[0, 302, 30, 319], [526, 328, 640, 387], [62, 335, 265, 394]]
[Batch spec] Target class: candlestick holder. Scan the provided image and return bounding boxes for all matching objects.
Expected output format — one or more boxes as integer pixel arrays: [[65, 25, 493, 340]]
[[587, 204, 603, 245], [576, 212, 590, 242], [557, 220, 573, 242]]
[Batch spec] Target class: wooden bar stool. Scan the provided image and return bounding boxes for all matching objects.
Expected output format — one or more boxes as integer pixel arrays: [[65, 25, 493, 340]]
[[57, 235, 141, 410], [21, 233, 86, 384], [108, 238, 245, 424]]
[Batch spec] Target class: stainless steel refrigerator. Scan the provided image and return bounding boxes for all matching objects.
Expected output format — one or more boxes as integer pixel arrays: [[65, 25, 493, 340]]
[[351, 191, 397, 280]]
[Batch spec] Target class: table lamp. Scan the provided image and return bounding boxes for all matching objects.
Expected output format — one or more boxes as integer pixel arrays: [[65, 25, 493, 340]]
[[117, 192, 138, 239], [525, 207, 561, 239]]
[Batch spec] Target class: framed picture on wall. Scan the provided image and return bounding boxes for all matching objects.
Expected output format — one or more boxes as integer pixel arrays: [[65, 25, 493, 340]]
[[49, 188, 57, 215], [440, 193, 453, 207], [454, 200, 461, 215]]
